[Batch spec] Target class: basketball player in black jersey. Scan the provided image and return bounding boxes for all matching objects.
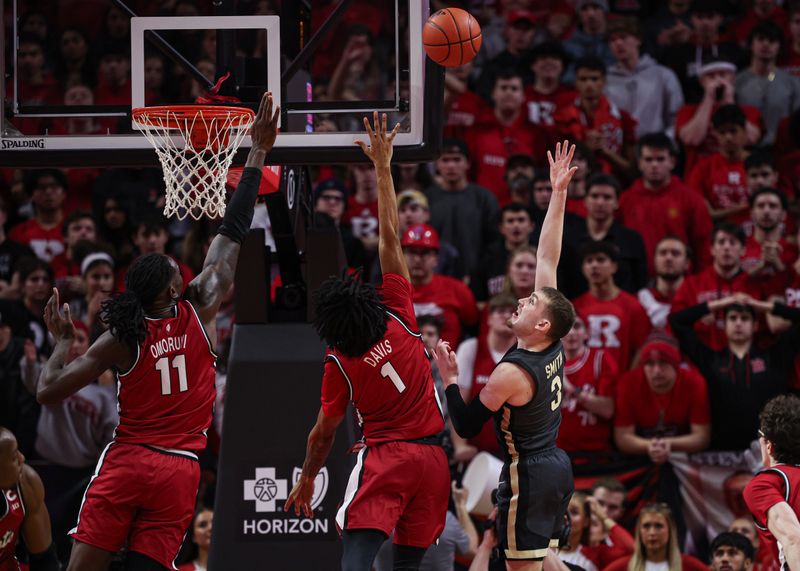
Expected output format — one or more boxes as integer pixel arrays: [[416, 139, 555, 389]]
[[434, 142, 578, 571]]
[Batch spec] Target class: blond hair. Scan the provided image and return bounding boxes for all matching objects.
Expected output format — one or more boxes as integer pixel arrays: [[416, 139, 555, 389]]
[[629, 503, 682, 571]]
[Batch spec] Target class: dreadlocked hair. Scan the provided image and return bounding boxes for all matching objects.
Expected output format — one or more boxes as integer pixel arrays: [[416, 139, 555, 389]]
[[101, 253, 176, 348], [312, 269, 388, 357]]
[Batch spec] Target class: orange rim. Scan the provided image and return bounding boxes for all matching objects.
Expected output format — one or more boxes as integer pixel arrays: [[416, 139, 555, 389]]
[[131, 105, 255, 129]]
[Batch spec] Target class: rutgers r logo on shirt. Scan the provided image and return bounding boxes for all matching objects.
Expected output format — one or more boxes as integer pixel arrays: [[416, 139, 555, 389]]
[[586, 315, 621, 348]]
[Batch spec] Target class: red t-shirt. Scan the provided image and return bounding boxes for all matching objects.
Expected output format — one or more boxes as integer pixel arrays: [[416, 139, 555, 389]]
[[524, 84, 577, 128], [741, 235, 797, 297], [342, 197, 379, 241], [553, 95, 637, 180], [411, 274, 479, 347], [671, 267, 763, 350], [687, 153, 750, 223], [744, 465, 800, 570], [443, 90, 487, 141], [618, 177, 713, 274], [614, 366, 710, 437], [114, 301, 216, 453], [464, 109, 551, 206], [557, 347, 618, 454], [572, 290, 652, 371], [676, 103, 762, 174], [8, 219, 65, 262], [320, 273, 445, 444]]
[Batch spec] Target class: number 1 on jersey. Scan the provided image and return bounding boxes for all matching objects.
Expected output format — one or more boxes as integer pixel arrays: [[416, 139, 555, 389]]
[[155, 354, 188, 396], [380, 362, 406, 393]]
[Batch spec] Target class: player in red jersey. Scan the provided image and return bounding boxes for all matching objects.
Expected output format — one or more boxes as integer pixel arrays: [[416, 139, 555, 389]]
[[743, 394, 800, 571], [35, 92, 280, 571], [0, 428, 58, 571], [284, 113, 449, 571]]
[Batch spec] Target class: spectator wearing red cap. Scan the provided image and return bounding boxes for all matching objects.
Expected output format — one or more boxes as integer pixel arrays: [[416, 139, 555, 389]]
[[614, 336, 710, 463], [425, 139, 500, 279], [572, 241, 652, 371], [638, 237, 691, 331], [465, 70, 551, 206], [670, 294, 800, 451], [402, 224, 478, 347], [619, 133, 713, 275], [557, 315, 618, 460], [671, 222, 763, 350], [474, 10, 538, 101]]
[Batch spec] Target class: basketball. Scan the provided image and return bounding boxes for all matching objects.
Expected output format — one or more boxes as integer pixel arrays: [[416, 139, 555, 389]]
[[422, 8, 482, 68]]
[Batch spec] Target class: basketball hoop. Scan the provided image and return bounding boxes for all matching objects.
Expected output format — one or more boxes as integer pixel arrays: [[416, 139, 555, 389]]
[[132, 105, 255, 220]]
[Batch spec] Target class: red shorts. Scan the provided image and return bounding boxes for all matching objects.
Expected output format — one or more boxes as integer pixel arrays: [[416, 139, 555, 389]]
[[335, 441, 449, 548], [70, 442, 200, 569]]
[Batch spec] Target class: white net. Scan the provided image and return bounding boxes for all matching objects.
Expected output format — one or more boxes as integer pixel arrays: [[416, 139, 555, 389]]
[[132, 107, 254, 220]]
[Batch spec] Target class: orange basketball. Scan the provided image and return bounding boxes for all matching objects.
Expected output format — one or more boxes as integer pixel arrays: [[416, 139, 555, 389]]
[[423, 8, 482, 68]]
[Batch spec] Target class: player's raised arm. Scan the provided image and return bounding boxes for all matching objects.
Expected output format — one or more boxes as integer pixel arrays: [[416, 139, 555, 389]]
[[355, 112, 410, 281], [535, 141, 578, 290], [186, 92, 280, 338]]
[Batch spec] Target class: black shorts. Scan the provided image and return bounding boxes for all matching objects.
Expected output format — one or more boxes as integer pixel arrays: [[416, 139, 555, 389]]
[[496, 447, 574, 561]]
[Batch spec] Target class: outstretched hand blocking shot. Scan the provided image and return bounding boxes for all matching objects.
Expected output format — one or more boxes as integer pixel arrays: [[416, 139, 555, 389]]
[[286, 112, 450, 571]]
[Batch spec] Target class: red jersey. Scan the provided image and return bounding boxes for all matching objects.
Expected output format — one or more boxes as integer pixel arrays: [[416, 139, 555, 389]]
[[619, 177, 713, 274], [676, 103, 762, 174], [342, 197, 379, 241], [687, 153, 750, 223], [742, 235, 797, 297], [554, 96, 637, 179], [524, 85, 577, 128], [8, 220, 64, 262], [114, 300, 216, 454], [572, 290, 652, 371], [411, 274, 479, 347], [557, 347, 618, 454], [320, 273, 444, 444], [464, 108, 551, 206], [671, 267, 763, 350], [744, 465, 800, 570], [443, 90, 487, 141], [614, 365, 710, 437], [462, 335, 503, 456], [0, 485, 25, 571]]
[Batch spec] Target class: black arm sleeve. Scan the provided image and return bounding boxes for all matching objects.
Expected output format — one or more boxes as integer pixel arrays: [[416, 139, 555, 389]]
[[668, 302, 716, 371], [217, 166, 262, 244], [445, 384, 495, 439], [28, 543, 59, 571]]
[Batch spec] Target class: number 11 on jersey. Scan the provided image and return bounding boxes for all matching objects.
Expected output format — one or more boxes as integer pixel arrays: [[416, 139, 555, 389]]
[[155, 354, 188, 396]]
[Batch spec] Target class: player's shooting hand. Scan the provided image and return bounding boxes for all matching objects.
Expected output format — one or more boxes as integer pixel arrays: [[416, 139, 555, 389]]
[[433, 339, 459, 386], [284, 475, 315, 518], [250, 91, 281, 154], [43, 288, 75, 342], [547, 140, 578, 194], [355, 111, 400, 168]]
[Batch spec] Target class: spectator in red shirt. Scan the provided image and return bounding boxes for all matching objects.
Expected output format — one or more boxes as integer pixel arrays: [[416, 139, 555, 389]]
[[557, 315, 618, 458], [50, 210, 96, 281], [671, 222, 762, 350], [688, 104, 751, 223], [443, 61, 485, 141], [614, 336, 711, 462], [742, 188, 796, 295], [743, 395, 800, 571], [403, 224, 478, 347], [10, 170, 67, 263], [604, 503, 708, 571], [523, 41, 575, 129], [342, 163, 379, 258], [554, 56, 637, 183], [572, 241, 652, 370], [465, 70, 550, 206], [619, 133, 713, 274], [396, 190, 461, 280], [565, 142, 596, 217], [453, 293, 517, 460], [638, 237, 691, 331], [676, 58, 762, 174]]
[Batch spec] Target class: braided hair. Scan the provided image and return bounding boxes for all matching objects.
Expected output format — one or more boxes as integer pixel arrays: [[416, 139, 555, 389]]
[[101, 253, 176, 348], [312, 270, 388, 357]]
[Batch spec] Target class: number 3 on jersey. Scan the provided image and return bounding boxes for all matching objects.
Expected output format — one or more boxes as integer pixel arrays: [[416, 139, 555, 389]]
[[155, 354, 188, 396], [550, 375, 562, 411], [380, 362, 406, 393]]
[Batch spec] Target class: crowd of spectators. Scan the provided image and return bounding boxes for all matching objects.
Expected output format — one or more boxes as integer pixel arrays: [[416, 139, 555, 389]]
[[4, 0, 800, 570]]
